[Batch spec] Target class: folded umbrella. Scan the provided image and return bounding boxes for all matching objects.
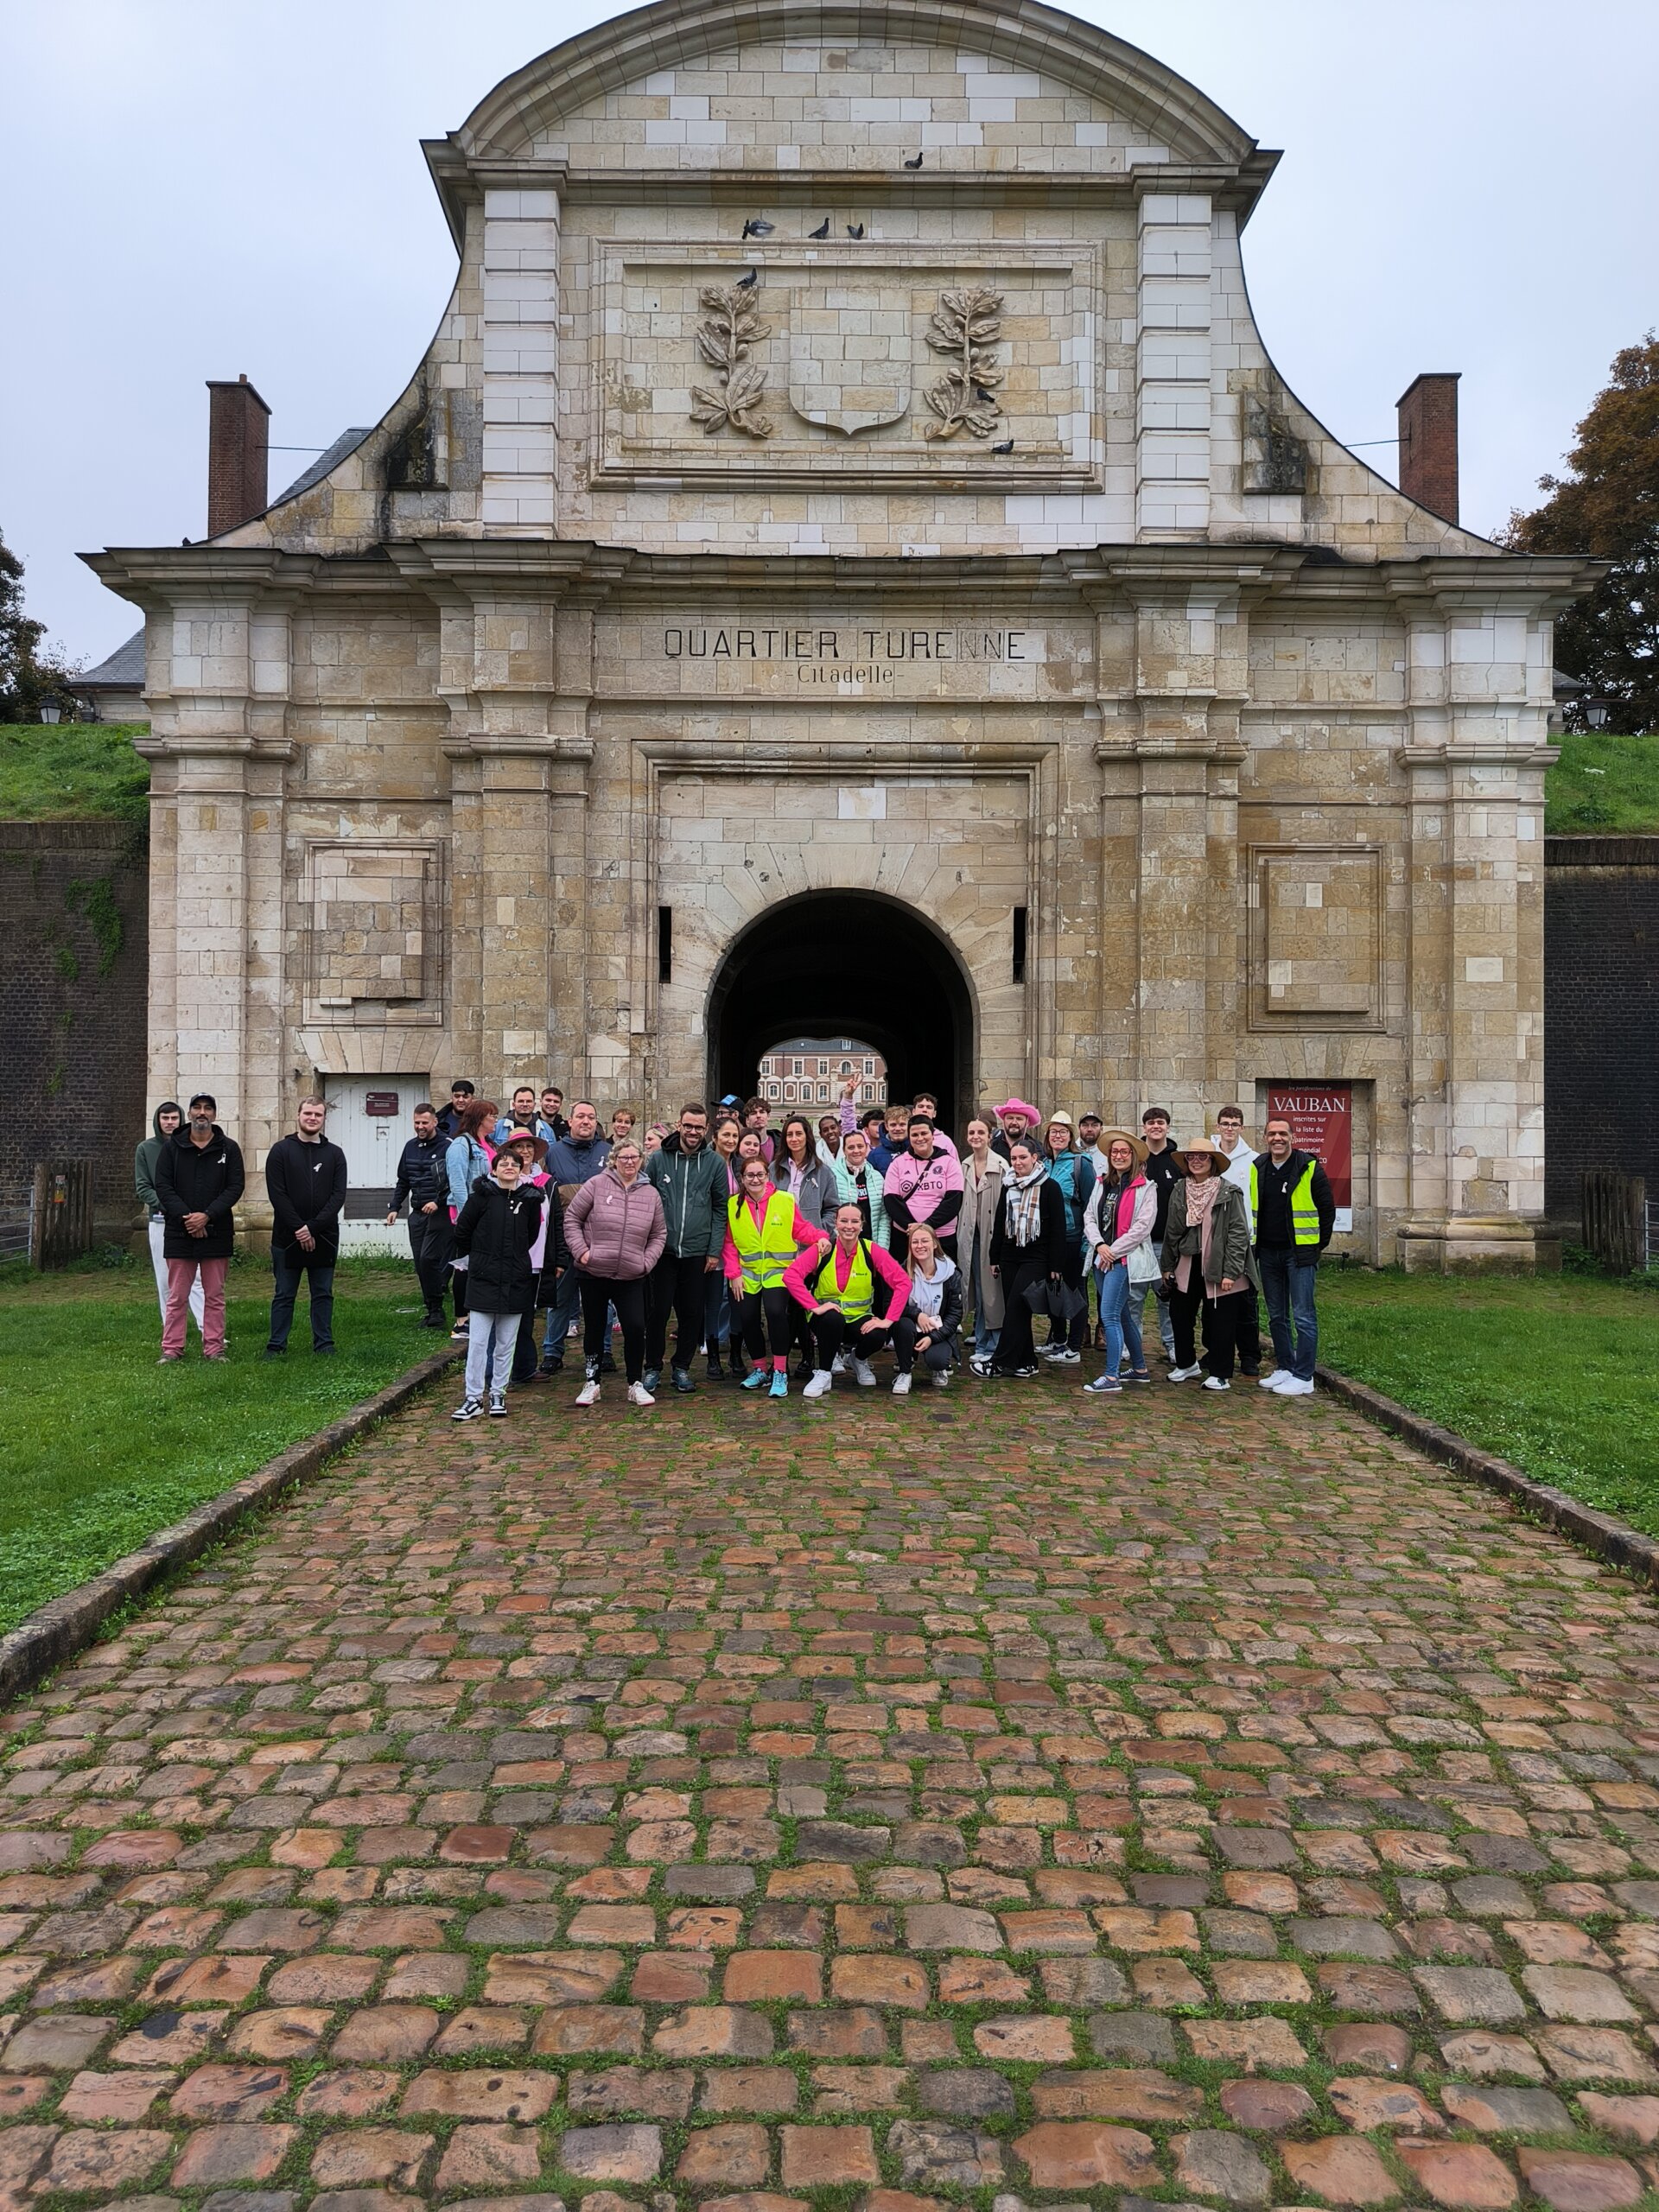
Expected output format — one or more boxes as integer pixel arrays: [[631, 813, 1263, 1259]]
[[1022, 1274, 1085, 1322]]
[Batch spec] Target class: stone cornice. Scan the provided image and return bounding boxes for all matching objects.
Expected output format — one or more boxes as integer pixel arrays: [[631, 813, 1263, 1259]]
[[83, 539, 1605, 620]]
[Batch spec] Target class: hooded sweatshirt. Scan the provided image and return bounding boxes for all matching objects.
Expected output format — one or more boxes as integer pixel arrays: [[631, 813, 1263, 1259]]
[[136, 1104, 183, 1214], [154, 1122, 246, 1262]]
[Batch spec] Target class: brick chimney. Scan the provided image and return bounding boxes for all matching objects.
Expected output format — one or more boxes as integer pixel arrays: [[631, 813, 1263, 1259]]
[[1396, 372, 1459, 524], [206, 373, 271, 536]]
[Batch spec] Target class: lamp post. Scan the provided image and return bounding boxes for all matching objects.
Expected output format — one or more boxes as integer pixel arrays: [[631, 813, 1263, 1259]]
[[1584, 698, 1611, 730], [40, 703, 61, 725]]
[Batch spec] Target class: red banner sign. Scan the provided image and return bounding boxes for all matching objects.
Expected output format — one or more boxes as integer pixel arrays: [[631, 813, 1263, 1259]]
[[1267, 1084, 1352, 1224], [365, 1091, 399, 1118]]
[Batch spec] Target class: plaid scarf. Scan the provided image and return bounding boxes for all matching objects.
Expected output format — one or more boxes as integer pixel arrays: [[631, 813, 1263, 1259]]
[[1004, 1160, 1048, 1248]]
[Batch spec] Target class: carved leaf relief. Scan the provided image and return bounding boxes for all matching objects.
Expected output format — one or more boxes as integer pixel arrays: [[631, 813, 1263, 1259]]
[[923, 285, 1004, 441], [690, 282, 774, 438]]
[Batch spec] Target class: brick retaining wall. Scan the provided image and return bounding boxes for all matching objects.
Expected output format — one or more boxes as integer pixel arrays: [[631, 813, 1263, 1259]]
[[0, 821, 149, 1235]]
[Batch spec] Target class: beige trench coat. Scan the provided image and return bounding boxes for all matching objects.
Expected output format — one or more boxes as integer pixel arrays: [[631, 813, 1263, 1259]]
[[957, 1153, 1008, 1329]]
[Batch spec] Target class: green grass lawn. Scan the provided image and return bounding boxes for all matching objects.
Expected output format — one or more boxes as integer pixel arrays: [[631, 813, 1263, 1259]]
[[0, 720, 149, 824], [0, 1257, 447, 1633], [1320, 1265, 1659, 1534], [1545, 729, 1659, 834]]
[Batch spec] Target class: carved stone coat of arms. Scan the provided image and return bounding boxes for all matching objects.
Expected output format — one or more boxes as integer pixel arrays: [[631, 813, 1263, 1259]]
[[787, 280, 912, 435]]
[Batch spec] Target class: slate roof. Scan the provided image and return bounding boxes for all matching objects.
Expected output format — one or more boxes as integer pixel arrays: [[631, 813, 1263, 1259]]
[[273, 427, 374, 505], [76, 629, 146, 688]]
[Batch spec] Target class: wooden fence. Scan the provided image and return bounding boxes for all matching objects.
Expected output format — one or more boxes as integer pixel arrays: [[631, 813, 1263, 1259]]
[[29, 1160, 94, 1270], [1581, 1168, 1649, 1275]]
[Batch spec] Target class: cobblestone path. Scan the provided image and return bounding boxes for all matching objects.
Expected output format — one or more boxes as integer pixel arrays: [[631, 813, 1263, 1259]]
[[6, 1370, 1659, 2212]]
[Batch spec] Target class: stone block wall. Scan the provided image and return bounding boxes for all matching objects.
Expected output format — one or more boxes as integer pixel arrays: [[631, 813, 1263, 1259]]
[[0, 822, 149, 1235], [1544, 836, 1659, 1224]]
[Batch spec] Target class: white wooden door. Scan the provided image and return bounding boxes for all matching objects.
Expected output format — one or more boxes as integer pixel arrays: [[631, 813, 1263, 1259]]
[[323, 1076, 430, 1251]]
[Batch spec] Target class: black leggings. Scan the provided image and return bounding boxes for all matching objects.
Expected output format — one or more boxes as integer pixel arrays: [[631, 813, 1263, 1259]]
[[1168, 1281, 1255, 1380], [810, 1311, 893, 1368], [581, 1273, 647, 1384], [893, 1315, 957, 1374], [736, 1285, 794, 1364]]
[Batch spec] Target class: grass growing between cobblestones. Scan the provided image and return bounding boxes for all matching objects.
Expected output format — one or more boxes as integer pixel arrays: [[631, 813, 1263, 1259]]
[[1320, 1265, 1659, 1532], [0, 1259, 442, 1632]]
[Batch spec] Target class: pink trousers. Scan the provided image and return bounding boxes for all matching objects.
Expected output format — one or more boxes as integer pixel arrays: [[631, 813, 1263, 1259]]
[[163, 1257, 228, 1357]]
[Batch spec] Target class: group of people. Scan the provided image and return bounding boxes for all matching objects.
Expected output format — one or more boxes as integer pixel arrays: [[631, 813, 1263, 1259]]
[[135, 1075, 1334, 1421], [379, 1078, 1333, 1419]]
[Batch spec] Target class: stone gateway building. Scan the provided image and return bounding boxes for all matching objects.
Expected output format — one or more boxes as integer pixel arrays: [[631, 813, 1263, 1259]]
[[90, 0, 1594, 1267]]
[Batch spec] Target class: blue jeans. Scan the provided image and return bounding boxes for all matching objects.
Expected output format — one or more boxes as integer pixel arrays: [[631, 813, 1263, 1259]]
[[1259, 1249, 1319, 1380], [542, 1265, 580, 1362], [1132, 1278, 1177, 1360], [969, 1238, 1001, 1359], [268, 1249, 334, 1351], [1096, 1262, 1145, 1381]]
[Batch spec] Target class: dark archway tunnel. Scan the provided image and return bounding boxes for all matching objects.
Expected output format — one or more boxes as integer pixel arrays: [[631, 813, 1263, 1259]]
[[707, 891, 975, 1131]]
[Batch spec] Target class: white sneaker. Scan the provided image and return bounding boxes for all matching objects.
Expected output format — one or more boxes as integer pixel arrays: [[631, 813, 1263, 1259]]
[[969, 1355, 992, 1378], [892, 1372, 912, 1395], [1167, 1363, 1203, 1382], [1273, 1375, 1315, 1395], [451, 1397, 484, 1422], [852, 1357, 877, 1387], [1046, 1348, 1081, 1366], [1258, 1369, 1289, 1389], [830, 1352, 848, 1375], [575, 1376, 601, 1407], [488, 1391, 508, 1416], [628, 1380, 656, 1407], [1202, 1376, 1230, 1392], [804, 1369, 834, 1398], [931, 1371, 949, 1389]]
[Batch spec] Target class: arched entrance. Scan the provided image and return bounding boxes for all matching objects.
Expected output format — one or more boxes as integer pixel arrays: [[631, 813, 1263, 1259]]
[[707, 891, 976, 1131]]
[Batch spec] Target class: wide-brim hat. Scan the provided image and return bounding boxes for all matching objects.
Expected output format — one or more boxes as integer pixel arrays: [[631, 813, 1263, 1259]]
[[996, 1096, 1040, 1122], [500, 1127, 550, 1164], [1046, 1109, 1074, 1130], [1173, 1134, 1224, 1167], [1096, 1125, 1148, 1166]]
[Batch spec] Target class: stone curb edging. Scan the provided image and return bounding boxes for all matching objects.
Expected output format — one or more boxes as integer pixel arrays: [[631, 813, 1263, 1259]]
[[1316, 1360, 1659, 1586], [0, 1342, 461, 1707]]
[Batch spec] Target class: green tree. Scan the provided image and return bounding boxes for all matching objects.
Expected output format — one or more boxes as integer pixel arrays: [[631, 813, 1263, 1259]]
[[1502, 336, 1659, 734], [0, 525, 76, 722]]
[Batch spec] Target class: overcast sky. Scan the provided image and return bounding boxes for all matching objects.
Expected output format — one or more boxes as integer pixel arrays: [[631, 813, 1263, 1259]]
[[3, 0, 1655, 667]]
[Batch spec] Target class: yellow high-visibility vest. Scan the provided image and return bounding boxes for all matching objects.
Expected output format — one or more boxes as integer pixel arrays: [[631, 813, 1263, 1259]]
[[810, 1239, 876, 1320], [1251, 1157, 1321, 1248], [728, 1189, 799, 1292]]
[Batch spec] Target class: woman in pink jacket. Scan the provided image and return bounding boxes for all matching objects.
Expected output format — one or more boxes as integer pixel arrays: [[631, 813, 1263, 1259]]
[[564, 1140, 667, 1408]]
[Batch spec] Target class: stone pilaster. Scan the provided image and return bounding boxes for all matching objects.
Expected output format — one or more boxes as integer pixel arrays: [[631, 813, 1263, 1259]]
[[1395, 576, 1557, 1269], [1135, 188, 1212, 540]]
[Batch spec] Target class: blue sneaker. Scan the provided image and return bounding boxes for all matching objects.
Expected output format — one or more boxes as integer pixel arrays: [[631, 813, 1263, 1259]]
[[742, 1367, 770, 1391], [769, 1370, 789, 1399], [1083, 1375, 1123, 1395]]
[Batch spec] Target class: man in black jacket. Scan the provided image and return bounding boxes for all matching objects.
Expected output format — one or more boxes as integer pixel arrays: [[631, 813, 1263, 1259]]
[[1133, 1106, 1181, 1365], [264, 1096, 349, 1356], [1252, 1116, 1336, 1398], [385, 1101, 453, 1327], [155, 1093, 245, 1362]]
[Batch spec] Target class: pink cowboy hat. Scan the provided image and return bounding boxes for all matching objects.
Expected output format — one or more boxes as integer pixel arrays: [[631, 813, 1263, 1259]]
[[996, 1097, 1041, 1123]]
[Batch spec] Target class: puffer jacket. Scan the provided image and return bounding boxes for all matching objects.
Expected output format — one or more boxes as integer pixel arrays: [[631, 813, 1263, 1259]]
[[904, 1254, 965, 1338], [957, 1153, 1007, 1328], [1160, 1177, 1257, 1292], [831, 1154, 889, 1247], [454, 1174, 545, 1314], [564, 1163, 667, 1281]]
